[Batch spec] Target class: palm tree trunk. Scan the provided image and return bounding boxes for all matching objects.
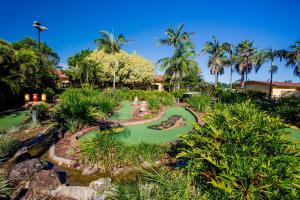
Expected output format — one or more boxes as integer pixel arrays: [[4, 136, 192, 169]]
[[177, 82, 180, 90], [230, 66, 233, 90], [215, 73, 218, 88], [269, 66, 273, 100]]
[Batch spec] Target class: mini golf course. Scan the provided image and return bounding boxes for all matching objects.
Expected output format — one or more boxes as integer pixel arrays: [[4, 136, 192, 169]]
[[80, 106, 196, 145], [110, 101, 135, 120], [0, 110, 29, 131], [287, 126, 300, 147]]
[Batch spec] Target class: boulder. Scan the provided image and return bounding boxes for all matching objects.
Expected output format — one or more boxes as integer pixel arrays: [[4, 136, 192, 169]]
[[89, 178, 111, 191], [50, 185, 94, 200], [9, 159, 49, 181], [28, 169, 62, 190]]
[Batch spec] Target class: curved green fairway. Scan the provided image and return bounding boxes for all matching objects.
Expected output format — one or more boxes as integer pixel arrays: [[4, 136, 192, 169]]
[[110, 101, 135, 120], [82, 107, 196, 145], [0, 110, 28, 131], [286, 127, 300, 147]]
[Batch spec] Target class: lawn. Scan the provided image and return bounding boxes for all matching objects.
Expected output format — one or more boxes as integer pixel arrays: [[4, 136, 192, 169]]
[[81, 106, 196, 145], [110, 101, 135, 120], [0, 110, 29, 131]]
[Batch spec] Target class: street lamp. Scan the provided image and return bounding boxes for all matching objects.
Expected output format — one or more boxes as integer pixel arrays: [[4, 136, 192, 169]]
[[32, 21, 48, 51]]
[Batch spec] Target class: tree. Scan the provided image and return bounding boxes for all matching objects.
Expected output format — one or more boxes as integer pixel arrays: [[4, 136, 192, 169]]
[[234, 40, 258, 91], [284, 40, 300, 77], [202, 36, 230, 87], [89, 49, 154, 87], [95, 31, 128, 89], [255, 48, 284, 99], [67, 49, 93, 85], [158, 24, 198, 90]]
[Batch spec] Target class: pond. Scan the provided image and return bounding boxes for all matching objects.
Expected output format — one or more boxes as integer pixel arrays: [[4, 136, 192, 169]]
[[80, 106, 196, 145]]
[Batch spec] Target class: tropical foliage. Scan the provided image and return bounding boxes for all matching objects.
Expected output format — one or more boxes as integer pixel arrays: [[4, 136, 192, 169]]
[[284, 40, 300, 76], [187, 93, 211, 112], [202, 36, 230, 87], [158, 24, 199, 90], [178, 101, 300, 199]]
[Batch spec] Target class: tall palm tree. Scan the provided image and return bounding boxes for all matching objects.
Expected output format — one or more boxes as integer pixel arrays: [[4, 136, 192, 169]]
[[235, 40, 258, 91], [285, 40, 300, 77], [158, 45, 198, 89], [158, 24, 197, 90], [255, 48, 284, 99], [202, 36, 231, 87], [95, 31, 128, 89]]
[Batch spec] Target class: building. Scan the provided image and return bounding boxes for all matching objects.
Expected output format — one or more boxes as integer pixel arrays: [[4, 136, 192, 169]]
[[53, 69, 69, 89], [152, 75, 165, 91], [245, 81, 300, 97]]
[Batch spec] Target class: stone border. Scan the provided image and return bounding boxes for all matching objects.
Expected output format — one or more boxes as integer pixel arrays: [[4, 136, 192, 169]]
[[48, 144, 74, 167], [185, 107, 205, 125]]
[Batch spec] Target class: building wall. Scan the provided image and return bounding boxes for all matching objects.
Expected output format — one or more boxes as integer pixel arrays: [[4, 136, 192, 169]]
[[152, 83, 164, 91], [272, 88, 296, 97], [246, 85, 269, 93]]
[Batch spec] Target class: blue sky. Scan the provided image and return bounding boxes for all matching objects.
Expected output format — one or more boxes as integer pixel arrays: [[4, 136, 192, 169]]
[[1, 0, 299, 83]]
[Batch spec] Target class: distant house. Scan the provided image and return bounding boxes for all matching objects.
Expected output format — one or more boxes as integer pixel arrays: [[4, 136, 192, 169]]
[[152, 75, 165, 91], [53, 70, 69, 89], [245, 81, 300, 97]]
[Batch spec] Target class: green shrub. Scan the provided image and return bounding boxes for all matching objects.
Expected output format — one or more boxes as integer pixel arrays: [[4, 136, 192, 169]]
[[178, 101, 300, 199], [0, 169, 11, 198], [55, 88, 117, 132], [148, 97, 160, 111], [79, 134, 169, 173], [0, 135, 20, 161], [116, 168, 202, 200], [172, 89, 187, 99], [187, 93, 211, 112]]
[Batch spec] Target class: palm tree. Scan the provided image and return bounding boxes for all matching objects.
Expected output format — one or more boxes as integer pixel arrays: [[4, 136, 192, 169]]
[[158, 45, 198, 89], [158, 24, 197, 90], [255, 48, 284, 99], [285, 40, 300, 77], [202, 36, 231, 87], [95, 31, 128, 89], [234, 40, 258, 91]]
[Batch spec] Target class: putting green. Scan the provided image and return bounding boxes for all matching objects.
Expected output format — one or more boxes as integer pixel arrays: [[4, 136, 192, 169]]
[[81, 106, 196, 145], [0, 110, 29, 131], [110, 101, 135, 120], [286, 127, 300, 147]]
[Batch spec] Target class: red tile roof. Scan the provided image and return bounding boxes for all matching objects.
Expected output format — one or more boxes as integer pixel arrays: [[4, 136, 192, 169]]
[[247, 81, 300, 88], [154, 75, 165, 82], [53, 70, 69, 80]]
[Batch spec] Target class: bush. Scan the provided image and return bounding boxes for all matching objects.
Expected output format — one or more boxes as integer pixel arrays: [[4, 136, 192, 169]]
[[55, 88, 117, 132], [0, 135, 20, 161], [79, 134, 169, 173], [0, 169, 11, 198], [113, 89, 174, 105], [178, 101, 300, 199], [187, 93, 211, 112], [116, 168, 202, 200], [148, 97, 160, 111], [172, 89, 188, 99]]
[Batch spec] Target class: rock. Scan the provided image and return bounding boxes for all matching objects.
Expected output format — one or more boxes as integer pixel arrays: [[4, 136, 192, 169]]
[[82, 165, 100, 176], [132, 96, 139, 106], [89, 178, 111, 191], [9, 159, 49, 181], [50, 185, 94, 200], [28, 169, 62, 190]]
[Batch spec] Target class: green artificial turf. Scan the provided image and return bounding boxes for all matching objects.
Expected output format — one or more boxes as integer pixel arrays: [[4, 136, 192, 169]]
[[81, 106, 196, 145], [286, 127, 300, 147], [110, 101, 135, 120], [0, 110, 29, 131]]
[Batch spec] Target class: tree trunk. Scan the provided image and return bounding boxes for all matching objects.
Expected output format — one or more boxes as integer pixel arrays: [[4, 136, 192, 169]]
[[215, 73, 218, 88], [230, 66, 233, 90], [269, 66, 273, 100], [177, 82, 180, 90]]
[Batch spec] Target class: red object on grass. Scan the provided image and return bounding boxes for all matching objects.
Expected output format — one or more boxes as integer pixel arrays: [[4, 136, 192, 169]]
[[32, 93, 39, 101]]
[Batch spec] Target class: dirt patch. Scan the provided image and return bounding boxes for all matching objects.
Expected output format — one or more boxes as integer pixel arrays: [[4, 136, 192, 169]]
[[55, 132, 78, 160]]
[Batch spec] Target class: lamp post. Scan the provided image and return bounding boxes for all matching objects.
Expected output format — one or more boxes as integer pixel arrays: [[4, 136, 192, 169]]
[[32, 21, 48, 51]]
